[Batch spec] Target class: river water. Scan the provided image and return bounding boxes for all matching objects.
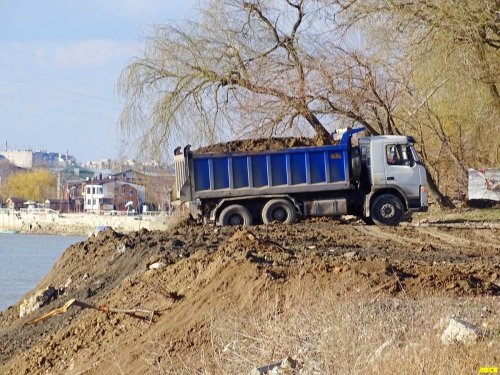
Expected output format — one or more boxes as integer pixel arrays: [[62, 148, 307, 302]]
[[0, 234, 86, 312]]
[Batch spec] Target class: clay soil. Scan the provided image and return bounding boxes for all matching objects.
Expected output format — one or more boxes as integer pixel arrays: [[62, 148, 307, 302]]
[[194, 136, 326, 154], [0, 218, 499, 374]]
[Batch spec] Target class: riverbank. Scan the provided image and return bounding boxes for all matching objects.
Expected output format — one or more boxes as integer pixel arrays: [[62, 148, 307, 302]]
[[0, 211, 172, 236]]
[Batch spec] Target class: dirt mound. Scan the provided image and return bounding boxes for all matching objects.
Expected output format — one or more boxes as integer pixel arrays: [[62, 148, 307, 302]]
[[194, 136, 329, 154], [0, 220, 498, 374]]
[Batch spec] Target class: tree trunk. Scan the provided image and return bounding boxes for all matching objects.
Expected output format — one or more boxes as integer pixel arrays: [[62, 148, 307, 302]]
[[302, 110, 332, 144], [425, 165, 456, 209], [475, 36, 500, 113]]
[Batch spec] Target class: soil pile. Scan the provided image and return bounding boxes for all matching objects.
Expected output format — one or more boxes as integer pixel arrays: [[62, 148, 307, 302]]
[[194, 136, 328, 154], [0, 219, 498, 374]]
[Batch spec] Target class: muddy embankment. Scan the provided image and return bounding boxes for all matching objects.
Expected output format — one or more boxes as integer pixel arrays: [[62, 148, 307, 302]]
[[0, 218, 499, 374]]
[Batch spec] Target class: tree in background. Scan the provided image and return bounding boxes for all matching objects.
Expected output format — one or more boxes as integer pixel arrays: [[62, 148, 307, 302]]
[[330, 0, 499, 204], [143, 173, 174, 212], [118, 0, 499, 206], [118, 0, 406, 153], [0, 170, 56, 202]]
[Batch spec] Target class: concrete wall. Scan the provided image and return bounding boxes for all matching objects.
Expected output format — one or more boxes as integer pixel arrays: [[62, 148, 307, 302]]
[[0, 212, 172, 236]]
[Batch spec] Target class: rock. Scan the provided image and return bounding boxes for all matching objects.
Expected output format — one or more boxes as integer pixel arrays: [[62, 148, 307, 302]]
[[38, 356, 46, 366], [19, 286, 58, 318], [64, 277, 72, 288], [341, 215, 358, 222], [343, 251, 357, 259], [445, 282, 457, 290], [441, 318, 482, 345], [172, 239, 184, 247], [116, 243, 126, 253], [280, 356, 297, 369], [249, 357, 297, 374], [148, 261, 166, 270]]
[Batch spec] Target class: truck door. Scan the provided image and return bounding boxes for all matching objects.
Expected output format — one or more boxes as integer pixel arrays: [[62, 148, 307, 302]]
[[384, 143, 420, 199]]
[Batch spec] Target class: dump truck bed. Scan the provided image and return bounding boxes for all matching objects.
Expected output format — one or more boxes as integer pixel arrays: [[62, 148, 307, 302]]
[[175, 128, 363, 202]]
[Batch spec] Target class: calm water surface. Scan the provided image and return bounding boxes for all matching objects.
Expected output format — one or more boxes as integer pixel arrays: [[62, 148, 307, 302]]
[[0, 234, 85, 311]]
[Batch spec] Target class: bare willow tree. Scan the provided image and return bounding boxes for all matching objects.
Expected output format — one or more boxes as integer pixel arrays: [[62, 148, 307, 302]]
[[118, 0, 409, 157], [331, 0, 500, 102], [119, 0, 486, 205], [326, 0, 500, 205]]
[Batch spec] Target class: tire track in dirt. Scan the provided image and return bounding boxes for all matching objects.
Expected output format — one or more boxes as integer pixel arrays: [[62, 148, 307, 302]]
[[354, 225, 428, 249], [472, 228, 500, 245], [415, 226, 500, 251]]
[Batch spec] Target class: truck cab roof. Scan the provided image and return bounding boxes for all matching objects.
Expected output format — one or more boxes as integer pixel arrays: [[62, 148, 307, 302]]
[[363, 135, 414, 145]]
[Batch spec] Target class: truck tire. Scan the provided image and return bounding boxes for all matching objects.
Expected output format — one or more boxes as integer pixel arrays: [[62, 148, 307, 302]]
[[370, 194, 404, 226], [262, 199, 297, 224], [218, 204, 253, 226]]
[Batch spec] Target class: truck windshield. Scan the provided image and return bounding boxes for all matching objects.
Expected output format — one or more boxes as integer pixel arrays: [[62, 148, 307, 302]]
[[409, 145, 421, 164]]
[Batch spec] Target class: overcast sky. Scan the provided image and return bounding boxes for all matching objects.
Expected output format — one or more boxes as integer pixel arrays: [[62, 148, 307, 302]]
[[0, 0, 197, 163]]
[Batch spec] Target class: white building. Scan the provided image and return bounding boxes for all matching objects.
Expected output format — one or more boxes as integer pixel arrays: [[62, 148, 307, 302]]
[[0, 151, 34, 168], [84, 184, 104, 211]]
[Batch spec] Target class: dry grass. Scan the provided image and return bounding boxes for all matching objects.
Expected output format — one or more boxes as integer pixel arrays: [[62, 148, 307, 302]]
[[149, 287, 499, 374], [414, 206, 500, 223]]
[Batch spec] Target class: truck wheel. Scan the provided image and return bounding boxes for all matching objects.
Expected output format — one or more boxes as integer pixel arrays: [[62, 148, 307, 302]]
[[371, 194, 404, 226], [262, 199, 297, 224], [218, 204, 253, 226]]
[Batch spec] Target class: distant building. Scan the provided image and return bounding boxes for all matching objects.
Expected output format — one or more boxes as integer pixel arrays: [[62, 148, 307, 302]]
[[0, 150, 75, 169], [0, 151, 34, 169], [111, 169, 149, 182], [84, 158, 112, 170], [60, 167, 174, 213], [44, 199, 69, 213], [83, 180, 146, 212], [60, 165, 95, 180], [5, 197, 24, 210]]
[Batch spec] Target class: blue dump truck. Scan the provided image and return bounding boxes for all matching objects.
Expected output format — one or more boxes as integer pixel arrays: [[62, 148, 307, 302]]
[[174, 127, 428, 226]]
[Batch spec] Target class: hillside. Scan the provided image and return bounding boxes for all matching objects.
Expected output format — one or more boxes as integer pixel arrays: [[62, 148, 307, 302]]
[[0, 216, 499, 374]]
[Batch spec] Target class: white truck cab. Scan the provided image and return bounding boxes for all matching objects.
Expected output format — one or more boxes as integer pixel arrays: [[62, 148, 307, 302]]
[[359, 135, 428, 225]]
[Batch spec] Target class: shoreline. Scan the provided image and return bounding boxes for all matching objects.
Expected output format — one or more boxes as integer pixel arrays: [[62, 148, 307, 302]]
[[1, 228, 90, 237], [0, 212, 172, 236]]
